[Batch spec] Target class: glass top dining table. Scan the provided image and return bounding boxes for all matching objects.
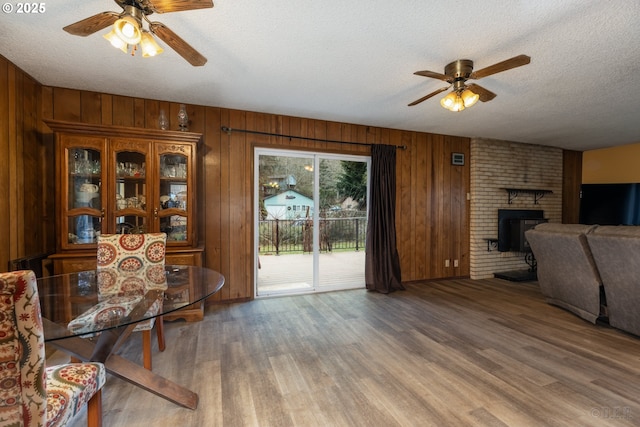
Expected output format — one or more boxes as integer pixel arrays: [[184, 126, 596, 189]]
[[37, 265, 225, 410], [38, 265, 225, 341]]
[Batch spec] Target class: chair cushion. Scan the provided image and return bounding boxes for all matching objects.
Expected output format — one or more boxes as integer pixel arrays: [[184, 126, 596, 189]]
[[97, 233, 166, 270], [0, 270, 47, 427], [45, 362, 106, 427], [0, 270, 106, 427]]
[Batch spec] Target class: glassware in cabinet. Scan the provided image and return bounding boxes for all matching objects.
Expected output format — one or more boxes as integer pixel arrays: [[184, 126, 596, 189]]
[[111, 140, 152, 236], [156, 148, 193, 245], [62, 137, 106, 248]]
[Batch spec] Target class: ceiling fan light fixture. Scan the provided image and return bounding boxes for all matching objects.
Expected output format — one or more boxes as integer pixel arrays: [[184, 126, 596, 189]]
[[410, 55, 530, 109], [461, 89, 479, 108], [140, 31, 163, 57], [113, 14, 141, 45], [440, 92, 457, 109], [65, 1, 211, 66], [451, 96, 465, 112], [440, 91, 466, 112], [103, 29, 128, 53]]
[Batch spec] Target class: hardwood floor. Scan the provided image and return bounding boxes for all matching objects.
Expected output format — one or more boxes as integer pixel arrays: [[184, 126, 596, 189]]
[[62, 278, 640, 426]]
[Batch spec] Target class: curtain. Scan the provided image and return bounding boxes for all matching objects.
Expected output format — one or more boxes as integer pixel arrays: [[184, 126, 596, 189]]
[[365, 144, 403, 293]]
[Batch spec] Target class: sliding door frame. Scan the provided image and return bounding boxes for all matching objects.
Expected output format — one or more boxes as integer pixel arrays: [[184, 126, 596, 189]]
[[254, 147, 370, 297]]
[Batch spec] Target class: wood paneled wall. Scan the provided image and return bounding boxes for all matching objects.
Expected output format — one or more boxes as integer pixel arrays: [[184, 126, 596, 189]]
[[2, 54, 474, 301], [0, 55, 49, 271], [562, 150, 583, 224], [0, 52, 587, 301], [38, 87, 471, 300]]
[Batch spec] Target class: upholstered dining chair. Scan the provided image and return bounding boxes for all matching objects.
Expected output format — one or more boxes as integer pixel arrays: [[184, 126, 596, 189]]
[[0, 270, 106, 427], [96, 233, 167, 370]]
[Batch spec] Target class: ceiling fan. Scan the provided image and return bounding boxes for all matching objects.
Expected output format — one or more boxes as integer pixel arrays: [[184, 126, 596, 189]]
[[63, 0, 213, 66], [408, 54, 531, 111]]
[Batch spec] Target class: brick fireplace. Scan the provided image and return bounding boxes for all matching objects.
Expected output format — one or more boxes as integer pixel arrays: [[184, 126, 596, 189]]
[[469, 138, 563, 279]]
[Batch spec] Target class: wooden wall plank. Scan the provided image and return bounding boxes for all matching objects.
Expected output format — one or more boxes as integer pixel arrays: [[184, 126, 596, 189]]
[[0, 58, 11, 267], [144, 99, 160, 130], [53, 88, 81, 121], [101, 94, 113, 125], [134, 98, 145, 128], [423, 133, 434, 278], [415, 133, 428, 280], [431, 135, 446, 278], [326, 121, 341, 150], [397, 131, 412, 280], [9, 64, 21, 258], [562, 150, 582, 224], [408, 131, 418, 280], [314, 120, 327, 151], [22, 74, 40, 254], [112, 95, 134, 126], [226, 109, 246, 300], [204, 107, 223, 301], [215, 108, 232, 300], [41, 86, 53, 121], [41, 86, 56, 253], [449, 136, 463, 276], [38, 84, 55, 253], [80, 91, 103, 124]]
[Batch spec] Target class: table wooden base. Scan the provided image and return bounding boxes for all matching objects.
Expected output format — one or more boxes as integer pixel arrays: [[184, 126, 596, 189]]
[[45, 319, 198, 410]]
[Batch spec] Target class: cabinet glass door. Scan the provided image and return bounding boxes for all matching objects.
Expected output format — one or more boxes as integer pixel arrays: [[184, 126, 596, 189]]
[[113, 144, 150, 235], [66, 143, 104, 247], [158, 153, 189, 243]]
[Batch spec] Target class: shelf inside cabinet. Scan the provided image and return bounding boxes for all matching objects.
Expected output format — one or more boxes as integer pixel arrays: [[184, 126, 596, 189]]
[[160, 177, 188, 182], [71, 173, 101, 178], [116, 176, 146, 181]]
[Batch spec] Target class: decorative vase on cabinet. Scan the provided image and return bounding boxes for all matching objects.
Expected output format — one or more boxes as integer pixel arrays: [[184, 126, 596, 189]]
[[44, 119, 205, 321]]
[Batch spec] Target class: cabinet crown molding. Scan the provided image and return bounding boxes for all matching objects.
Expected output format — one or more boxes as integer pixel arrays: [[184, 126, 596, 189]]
[[43, 119, 202, 144]]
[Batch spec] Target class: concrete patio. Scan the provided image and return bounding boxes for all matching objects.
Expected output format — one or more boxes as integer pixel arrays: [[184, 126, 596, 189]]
[[257, 250, 366, 296]]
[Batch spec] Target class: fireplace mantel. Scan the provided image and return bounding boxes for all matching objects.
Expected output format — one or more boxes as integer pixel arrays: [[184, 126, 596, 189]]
[[503, 188, 553, 204]]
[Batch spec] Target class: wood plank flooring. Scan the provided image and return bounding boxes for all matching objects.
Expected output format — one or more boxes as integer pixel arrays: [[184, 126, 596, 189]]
[[61, 278, 640, 426]]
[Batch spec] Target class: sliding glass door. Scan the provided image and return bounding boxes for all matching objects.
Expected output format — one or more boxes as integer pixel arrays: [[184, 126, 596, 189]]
[[255, 148, 369, 297]]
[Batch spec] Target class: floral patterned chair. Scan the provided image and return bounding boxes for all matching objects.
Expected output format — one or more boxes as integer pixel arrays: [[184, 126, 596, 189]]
[[0, 270, 106, 427], [96, 233, 167, 370]]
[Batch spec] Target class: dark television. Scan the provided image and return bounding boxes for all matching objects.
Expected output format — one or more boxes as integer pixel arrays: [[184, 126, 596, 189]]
[[580, 183, 640, 225]]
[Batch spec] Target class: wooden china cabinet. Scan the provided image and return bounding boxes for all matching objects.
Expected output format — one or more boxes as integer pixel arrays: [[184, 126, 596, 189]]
[[45, 120, 205, 321]]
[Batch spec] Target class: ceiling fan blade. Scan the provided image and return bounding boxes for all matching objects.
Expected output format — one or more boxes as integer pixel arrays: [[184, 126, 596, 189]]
[[408, 86, 450, 107], [148, 0, 214, 13], [150, 22, 207, 66], [469, 54, 531, 80], [466, 83, 497, 102], [63, 12, 120, 36], [413, 70, 452, 82]]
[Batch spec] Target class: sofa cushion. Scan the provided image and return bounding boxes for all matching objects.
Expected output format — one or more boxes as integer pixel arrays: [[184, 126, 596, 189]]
[[587, 225, 640, 336], [525, 223, 602, 323]]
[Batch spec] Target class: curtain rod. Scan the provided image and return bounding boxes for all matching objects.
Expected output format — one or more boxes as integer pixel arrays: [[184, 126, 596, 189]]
[[221, 126, 407, 150]]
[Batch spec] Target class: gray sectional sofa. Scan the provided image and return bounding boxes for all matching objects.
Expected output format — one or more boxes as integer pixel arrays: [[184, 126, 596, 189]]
[[526, 223, 640, 337], [586, 226, 640, 337], [525, 223, 603, 324]]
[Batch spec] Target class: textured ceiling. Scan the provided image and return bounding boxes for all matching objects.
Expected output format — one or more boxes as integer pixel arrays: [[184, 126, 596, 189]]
[[2, 0, 640, 151]]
